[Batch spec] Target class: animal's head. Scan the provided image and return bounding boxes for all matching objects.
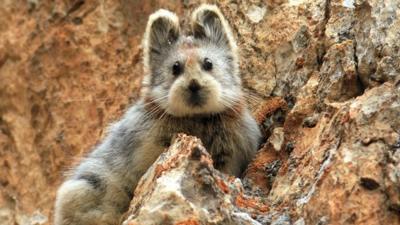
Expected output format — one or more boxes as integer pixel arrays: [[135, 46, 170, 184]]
[[142, 5, 242, 117]]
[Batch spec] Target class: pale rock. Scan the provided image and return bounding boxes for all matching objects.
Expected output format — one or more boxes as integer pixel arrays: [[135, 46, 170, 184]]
[[246, 5, 266, 23], [122, 134, 266, 225], [269, 127, 284, 151]]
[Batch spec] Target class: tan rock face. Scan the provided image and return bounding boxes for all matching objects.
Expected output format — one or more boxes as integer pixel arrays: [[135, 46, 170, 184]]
[[1, 0, 400, 225], [265, 83, 400, 224]]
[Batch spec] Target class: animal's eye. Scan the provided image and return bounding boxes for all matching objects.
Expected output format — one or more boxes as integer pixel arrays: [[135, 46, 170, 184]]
[[202, 58, 213, 71], [172, 61, 183, 76]]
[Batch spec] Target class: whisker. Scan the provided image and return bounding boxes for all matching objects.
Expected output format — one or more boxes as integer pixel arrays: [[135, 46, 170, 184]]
[[141, 95, 169, 107], [59, 96, 129, 103], [142, 106, 163, 120], [220, 96, 242, 118]]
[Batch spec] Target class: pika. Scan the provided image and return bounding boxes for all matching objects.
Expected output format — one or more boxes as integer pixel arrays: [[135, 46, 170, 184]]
[[54, 4, 261, 225]]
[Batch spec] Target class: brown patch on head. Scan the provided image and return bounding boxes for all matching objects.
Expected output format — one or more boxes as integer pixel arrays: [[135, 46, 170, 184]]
[[185, 50, 197, 67], [179, 36, 199, 68]]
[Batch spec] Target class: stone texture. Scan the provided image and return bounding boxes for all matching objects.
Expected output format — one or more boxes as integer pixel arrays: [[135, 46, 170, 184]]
[[122, 134, 266, 225], [263, 83, 400, 225], [1, 0, 400, 225]]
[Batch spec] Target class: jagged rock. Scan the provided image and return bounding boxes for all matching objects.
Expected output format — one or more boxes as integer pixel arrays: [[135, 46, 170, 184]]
[[122, 134, 267, 225], [317, 40, 362, 102], [263, 83, 400, 224]]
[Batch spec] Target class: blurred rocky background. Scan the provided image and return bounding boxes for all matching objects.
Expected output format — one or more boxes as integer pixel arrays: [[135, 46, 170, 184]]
[[0, 0, 399, 224]]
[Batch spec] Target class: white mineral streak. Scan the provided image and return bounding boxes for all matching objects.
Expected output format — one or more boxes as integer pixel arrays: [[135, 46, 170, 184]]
[[296, 143, 338, 206], [342, 0, 355, 8], [289, 0, 306, 6]]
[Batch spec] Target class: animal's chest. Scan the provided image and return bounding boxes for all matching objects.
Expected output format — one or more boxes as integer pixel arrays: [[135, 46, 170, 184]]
[[148, 117, 240, 154]]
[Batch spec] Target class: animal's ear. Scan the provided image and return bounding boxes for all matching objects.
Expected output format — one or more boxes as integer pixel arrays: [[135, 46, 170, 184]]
[[143, 9, 180, 72], [190, 4, 237, 52]]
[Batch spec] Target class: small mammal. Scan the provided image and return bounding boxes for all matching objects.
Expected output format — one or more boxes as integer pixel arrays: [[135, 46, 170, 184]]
[[54, 4, 261, 225]]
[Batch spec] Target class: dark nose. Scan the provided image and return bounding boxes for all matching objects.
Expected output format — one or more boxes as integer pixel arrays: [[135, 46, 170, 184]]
[[188, 79, 201, 93]]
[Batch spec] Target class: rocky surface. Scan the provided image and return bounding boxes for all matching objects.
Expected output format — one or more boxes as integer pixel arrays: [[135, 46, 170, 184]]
[[122, 134, 267, 225], [1, 0, 400, 225], [251, 83, 400, 224]]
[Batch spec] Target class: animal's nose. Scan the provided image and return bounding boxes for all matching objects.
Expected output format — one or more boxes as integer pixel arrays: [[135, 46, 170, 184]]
[[188, 79, 201, 93]]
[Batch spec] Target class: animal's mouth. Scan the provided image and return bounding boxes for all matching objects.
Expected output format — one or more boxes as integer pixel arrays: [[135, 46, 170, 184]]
[[187, 92, 206, 107]]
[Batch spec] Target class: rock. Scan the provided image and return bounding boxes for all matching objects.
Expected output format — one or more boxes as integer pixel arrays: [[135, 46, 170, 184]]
[[269, 127, 285, 151], [243, 145, 281, 194], [122, 134, 266, 225], [317, 40, 362, 102], [270, 214, 291, 225], [246, 5, 267, 23], [253, 97, 288, 138], [251, 83, 400, 224], [293, 218, 305, 225]]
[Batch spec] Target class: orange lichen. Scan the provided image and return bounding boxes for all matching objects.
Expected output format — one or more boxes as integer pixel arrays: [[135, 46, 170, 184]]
[[253, 97, 287, 125], [154, 135, 202, 178], [235, 195, 269, 213], [175, 219, 200, 225], [244, 146, 280, 193], [215, 177, 230, 194]]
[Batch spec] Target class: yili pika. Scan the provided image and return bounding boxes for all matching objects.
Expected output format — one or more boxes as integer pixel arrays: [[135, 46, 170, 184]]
[[54, 4, 262, 225]]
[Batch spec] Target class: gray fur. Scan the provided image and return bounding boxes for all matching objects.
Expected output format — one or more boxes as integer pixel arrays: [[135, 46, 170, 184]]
[[54, 5, 262, 225]]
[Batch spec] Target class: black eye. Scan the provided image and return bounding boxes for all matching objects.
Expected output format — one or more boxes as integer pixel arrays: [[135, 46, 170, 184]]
[[202, 58, 213, 71], [172, 61, 183, 76]]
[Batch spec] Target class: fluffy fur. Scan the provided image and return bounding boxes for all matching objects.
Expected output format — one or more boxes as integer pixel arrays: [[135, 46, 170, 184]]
[[54, 5, 262, 225]]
